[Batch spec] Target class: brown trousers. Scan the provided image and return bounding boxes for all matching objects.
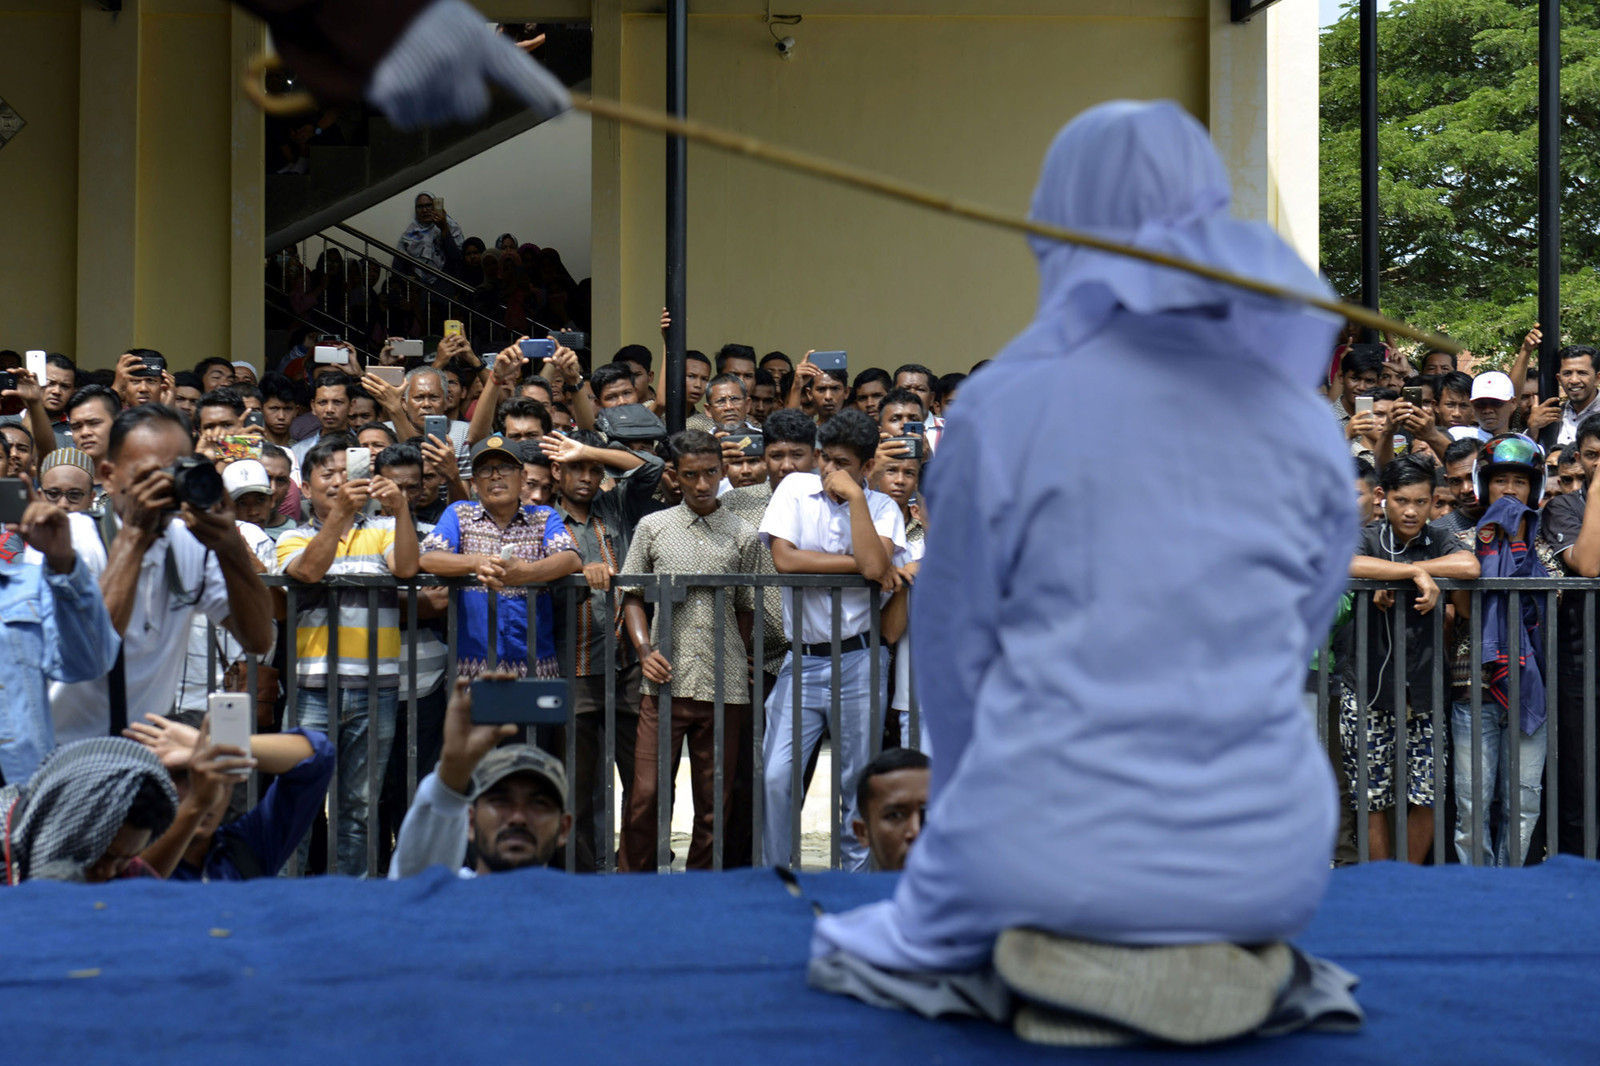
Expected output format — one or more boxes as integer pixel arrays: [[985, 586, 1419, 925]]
[[620, 695, 746, 872]]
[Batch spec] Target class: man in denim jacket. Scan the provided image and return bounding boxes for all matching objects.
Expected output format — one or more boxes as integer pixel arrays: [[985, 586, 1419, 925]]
[[0, 504, 120, 784]]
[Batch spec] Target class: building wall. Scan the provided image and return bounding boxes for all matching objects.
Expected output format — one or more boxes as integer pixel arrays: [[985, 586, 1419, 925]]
[[342, 111, 594, 281], [0, 0, 247, 370], [596, 0, 1211, 371], [0, 0, 1313, 376], [134, 0, 234, 363], [0, 1, 81, 355]]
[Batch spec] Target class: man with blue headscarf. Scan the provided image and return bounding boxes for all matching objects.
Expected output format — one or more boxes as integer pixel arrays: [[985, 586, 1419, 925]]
[[808, 101, 1361, 1047]]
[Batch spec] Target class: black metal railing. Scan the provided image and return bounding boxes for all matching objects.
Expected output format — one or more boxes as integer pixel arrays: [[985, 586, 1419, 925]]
[[194, 572, 1600, 877]]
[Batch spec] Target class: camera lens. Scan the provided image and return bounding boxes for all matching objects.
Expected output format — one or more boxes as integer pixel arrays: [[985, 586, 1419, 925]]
[[168, 456, 224, 512]]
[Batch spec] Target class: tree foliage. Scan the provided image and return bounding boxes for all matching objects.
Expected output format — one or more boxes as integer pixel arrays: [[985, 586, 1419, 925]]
[[1321, 0, 1600, 362]]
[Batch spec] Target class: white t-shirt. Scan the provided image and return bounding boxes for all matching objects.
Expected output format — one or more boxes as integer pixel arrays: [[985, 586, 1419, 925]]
[[891, 534, 927, 713], [757, 472, 907, 645], [50, 516, 235, 742], [174, 522, 277, 714]]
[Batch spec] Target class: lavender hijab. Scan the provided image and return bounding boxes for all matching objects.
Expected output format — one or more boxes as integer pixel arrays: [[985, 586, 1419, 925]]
[[812, 101, 1355, 972]]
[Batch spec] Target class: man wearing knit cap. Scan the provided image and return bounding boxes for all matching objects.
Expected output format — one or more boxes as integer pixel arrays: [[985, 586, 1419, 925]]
[[38, 448, 95, 515]]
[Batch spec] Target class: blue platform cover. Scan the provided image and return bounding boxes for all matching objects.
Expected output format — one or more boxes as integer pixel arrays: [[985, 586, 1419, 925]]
[[1, 857, 1597, 1063]]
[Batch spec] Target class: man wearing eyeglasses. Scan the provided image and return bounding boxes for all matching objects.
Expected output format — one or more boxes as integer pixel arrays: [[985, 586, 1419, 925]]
[[38, 448, 96, 514]]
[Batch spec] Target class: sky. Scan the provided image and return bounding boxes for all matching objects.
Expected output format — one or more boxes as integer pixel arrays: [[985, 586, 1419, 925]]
[[1320, 0, 1394, 28]]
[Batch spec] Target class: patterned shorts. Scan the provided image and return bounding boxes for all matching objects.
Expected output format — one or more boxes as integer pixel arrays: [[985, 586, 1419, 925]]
[[1338, 688, 1434, 811]]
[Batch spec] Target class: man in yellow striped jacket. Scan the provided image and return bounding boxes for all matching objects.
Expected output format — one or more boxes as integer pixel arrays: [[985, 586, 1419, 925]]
[[276, 432, 419, 876]]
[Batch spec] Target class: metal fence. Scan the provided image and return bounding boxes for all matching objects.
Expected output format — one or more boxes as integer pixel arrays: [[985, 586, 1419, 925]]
[[1318, 577, 1596, 867], [207, 573, 1600, 876], [233, 572, 912, 877]]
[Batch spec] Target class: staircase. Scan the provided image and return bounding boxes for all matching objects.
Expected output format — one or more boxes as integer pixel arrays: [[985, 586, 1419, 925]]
[[265, 21, 592, 254]]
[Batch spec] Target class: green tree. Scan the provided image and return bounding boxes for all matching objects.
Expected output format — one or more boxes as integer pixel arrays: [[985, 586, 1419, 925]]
[[1321, 0, 1600, 363]]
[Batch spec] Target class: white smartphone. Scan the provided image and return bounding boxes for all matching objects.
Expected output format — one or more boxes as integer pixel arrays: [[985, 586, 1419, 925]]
[[345, 447, 371, 480], [207, 692, 253, 774], [314, 344, 346, 364], [393, 339, 424, 360], [500, 544, 516, 562], [24, 350, 46, 383], [1354, 396, 1376, 417]]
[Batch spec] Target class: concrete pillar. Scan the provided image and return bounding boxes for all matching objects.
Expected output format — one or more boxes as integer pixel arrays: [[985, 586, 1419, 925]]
[[1208, 0, 1320, 268], [76, 0, 142, 365], [590, 0, 625, 361], [231, 9, 266, 365]]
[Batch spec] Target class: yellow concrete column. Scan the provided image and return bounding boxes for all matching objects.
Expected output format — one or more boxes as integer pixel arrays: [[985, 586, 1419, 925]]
[[76, 0, 143, 366], [231, 9, 265, 365], [1208, 0, 1320, 268], [590, 0, 625, 360], [0, 1, 81, 354]]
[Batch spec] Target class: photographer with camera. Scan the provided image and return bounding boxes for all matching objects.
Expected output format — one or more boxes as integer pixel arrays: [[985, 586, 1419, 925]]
[[49, 406, 275, 746]]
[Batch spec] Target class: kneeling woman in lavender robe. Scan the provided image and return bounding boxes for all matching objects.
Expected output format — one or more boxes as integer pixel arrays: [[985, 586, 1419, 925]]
[[811, 101, 1358, 1043]]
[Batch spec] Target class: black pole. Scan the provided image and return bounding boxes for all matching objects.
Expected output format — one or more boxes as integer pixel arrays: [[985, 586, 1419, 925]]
[[1359, 0, 1380, 342], [664, 0, 688, 434], [1538, 0, 1561, 402]]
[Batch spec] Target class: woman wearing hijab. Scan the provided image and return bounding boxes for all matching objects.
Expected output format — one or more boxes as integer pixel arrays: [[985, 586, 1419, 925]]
[[0, 738, 178, 883], [810, 101, 1358, 1046]]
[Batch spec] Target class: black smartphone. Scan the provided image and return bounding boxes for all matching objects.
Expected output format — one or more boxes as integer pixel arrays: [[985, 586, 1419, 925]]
[[423, 414, 451, 442], [552, 330, 587, 351], [133, 353, 166, 379], [0, 478, 28, 523], [893, 436, 924, 460], [810, 350, 848, 374], [471, 678, 570, 726], [1402, 386, 1424, 406]]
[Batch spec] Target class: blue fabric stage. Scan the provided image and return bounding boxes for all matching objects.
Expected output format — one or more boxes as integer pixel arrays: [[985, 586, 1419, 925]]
[[2, 857, 1597, 1063]]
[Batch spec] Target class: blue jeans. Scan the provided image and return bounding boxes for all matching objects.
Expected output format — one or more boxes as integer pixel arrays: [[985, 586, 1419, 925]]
[[1451, 698, 1547, 866], [762, 647, 889, 871], [293, 685, 398, 877]]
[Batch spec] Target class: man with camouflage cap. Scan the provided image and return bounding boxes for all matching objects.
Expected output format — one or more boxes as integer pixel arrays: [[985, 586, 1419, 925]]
[[388, 672, 571, 878]]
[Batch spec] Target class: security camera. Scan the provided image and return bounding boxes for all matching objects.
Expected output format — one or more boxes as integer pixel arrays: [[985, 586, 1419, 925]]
[[775, 36, 796, 59]]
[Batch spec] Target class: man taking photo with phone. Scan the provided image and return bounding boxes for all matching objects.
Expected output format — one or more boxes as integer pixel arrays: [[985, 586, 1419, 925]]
[[275, 432, 418, 876], [388, 673, 572, 878]]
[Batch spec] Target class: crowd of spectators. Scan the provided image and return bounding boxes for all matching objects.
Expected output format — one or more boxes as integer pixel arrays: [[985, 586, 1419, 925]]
[[265, 192, 590, 362], [1326, 326, 1600, 868], [3, 312, 1600, 884], [0, 329, 956, 882]]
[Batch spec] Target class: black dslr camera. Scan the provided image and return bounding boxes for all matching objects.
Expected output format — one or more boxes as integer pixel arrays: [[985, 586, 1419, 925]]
[[166, 456, 224, 513]]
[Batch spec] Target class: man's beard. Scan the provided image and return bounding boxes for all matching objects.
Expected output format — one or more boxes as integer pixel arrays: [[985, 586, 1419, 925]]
[[474, 827, 548, 872]]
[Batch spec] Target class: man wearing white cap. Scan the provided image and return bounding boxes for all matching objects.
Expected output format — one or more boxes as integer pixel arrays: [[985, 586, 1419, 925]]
[[223, 459, 288, 539], [1450, 372, 1515, 443], [231, 362, 260, 387]]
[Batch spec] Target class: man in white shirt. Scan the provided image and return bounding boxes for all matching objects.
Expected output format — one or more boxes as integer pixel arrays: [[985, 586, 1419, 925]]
[[50, 406, 275, 743], [368, 366, 473, 477], [1553, 345, 1600, 447], [758, 409, 906, 871], [388, 674, 571, 879]]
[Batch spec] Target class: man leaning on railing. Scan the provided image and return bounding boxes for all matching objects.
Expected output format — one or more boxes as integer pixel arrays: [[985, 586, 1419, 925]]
[[1341, 457, 1479, 864], [418, 435, 581, 679], [759, 410, 907, 871], [276, 433, 419, 877]]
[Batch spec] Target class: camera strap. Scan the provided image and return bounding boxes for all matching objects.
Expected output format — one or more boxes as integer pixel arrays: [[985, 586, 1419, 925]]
[[92, 506, 129, 736]]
